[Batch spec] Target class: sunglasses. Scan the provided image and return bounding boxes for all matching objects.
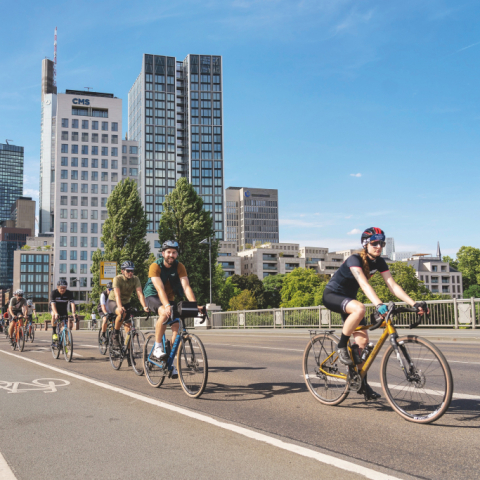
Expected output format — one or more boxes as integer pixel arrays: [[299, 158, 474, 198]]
[[370, 241, 386, 248]]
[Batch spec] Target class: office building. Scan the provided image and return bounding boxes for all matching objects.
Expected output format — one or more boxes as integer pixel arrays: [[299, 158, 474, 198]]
[[128, 54, 225, 255], [299, 246, 344, 276], [39, 80, 138, 301], [0, 223, 31, 289], [10, 197, 36, 234], [225, 187, 279, 250], [0, 143, 24, 224]]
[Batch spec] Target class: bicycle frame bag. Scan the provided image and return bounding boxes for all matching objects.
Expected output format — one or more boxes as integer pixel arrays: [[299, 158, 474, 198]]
[[177, 301, 198, 319]]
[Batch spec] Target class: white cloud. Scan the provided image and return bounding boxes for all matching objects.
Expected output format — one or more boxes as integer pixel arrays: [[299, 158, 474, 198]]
[[350, 173, 362, 177], [347, 228, 361, 235], [23, 188, 39, 199]]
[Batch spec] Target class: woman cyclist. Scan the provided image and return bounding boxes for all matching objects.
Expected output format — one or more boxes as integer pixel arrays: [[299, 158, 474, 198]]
[[322, 227, 428, 400]]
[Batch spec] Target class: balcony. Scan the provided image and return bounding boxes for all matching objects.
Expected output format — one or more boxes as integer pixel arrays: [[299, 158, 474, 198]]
[[263, 264, 277, 271], [263, 254, 276, 261], [285, 264, 299, 270]]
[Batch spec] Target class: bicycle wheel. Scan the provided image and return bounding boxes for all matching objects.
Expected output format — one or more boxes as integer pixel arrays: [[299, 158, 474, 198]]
[[17, 327, 25, 352], [130, 331, 145, 376], [177, 334, 208, 398], [303, 333, 350, 406], [63, 329, 73, 362], [381, 335, 453, 424], [29, 325, 35, 343], [98, 327, 108, 355], [109, 331, 124, 370], [143, 334, 166, 388]]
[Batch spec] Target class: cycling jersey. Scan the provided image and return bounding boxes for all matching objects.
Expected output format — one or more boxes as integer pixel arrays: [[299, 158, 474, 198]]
[[109, 274, 141, 304], [9, 297, 27, 314], [27, 304, 35, 316], [144, 258, 187, 301], [325, 254, 389, 299], [99, 290, 112, 314], [50, 289, 74, 316]]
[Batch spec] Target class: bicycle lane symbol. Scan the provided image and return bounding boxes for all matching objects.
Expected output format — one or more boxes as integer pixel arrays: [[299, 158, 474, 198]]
[[0, 378, 70, 394]]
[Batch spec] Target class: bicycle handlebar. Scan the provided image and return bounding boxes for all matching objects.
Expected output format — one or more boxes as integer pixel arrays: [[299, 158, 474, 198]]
[[369, 302, 427, 330]]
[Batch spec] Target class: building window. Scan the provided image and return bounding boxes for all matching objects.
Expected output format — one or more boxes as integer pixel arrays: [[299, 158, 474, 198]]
[[102, 122, 108, 131], [111, 122, 118, 132], [62, 118, 68, 128], [81, 145, 88, 155], [61, 144, 68, 153], [71, 145, 78, 154], [82, 120, 89, 129], [92, 121, 98, 130]]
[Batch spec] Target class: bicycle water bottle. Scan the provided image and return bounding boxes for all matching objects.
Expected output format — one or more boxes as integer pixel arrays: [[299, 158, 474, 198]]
[[360, 343, 375, 362], [124, 332, 130, 346]]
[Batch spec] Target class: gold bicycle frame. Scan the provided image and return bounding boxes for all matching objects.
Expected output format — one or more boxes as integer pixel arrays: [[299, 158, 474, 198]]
[[319, 319, 397, 380]]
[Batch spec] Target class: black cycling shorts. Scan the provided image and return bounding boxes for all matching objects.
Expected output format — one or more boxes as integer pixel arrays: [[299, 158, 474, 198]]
[[107, 301, 131, 315], [145, 296, 177, 316], [322, 289, 366, 325]]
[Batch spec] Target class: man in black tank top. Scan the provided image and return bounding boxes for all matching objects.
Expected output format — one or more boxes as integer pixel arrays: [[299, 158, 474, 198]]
[[323, 227, 429, 400]]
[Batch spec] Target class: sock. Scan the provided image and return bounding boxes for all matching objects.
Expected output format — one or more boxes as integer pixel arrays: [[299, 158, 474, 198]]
[[114, 329, 120, 335], [52, 326, 57, 334], [154, 342, 163, 350], [337, 333, 350, 349]]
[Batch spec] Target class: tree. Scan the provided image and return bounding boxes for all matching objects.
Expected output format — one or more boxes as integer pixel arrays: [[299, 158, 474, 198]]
[[21, 245, 31, 250], [230, 274, 265, 304], [442, 255, 459, 271], [356, 262, 445, 304], [456, 246, 480, 290], [215, 272, 241, 310], [280, 268, 324, 307], [229, 290, 258, 311], [463, 284, 480, 298], [158, 177, 218, 305], [90, 178, 150, 305], [259, 274, 286, 308]]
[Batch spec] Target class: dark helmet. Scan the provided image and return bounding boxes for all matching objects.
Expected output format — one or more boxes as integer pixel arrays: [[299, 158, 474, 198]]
[[106, 281, 113, 289], [161, 240, 179, 252], [57, 279, 68, 287], [361, 227, 385, 248], [121, 260, 135, 270]]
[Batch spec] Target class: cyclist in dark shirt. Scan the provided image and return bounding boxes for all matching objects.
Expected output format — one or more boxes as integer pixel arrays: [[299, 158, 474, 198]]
[[323, 227, 428, 399], [51, 279, 76, 343]]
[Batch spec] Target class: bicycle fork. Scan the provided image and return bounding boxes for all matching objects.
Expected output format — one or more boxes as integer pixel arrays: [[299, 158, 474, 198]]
[[389, 333, 413, 380]]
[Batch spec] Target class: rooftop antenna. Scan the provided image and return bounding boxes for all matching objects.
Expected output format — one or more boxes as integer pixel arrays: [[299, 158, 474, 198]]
[[85, 87, 92, 92], [53, 27, 57, 88], [5, 139, 13, 145]]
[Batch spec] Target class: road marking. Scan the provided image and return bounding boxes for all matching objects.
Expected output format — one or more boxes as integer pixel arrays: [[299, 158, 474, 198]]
[[206, 343, 304, 353], [449, 360, 480, 365], [0, 378, 70, 394], [72, 353, 83, 357], [80, 345, 98, 348], [0, 451, 16, 479], [0, 350, 401, 480]]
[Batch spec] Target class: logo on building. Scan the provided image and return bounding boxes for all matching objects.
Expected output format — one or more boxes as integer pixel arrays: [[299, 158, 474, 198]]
[[244, 190, 250, 198], [72, 98, 90, 105]]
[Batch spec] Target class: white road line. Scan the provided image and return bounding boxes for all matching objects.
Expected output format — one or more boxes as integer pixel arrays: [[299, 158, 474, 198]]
[[79, 345, 98, 348], [0, 451, 16, 479], [449, 360, 480, 365], [206, 343, 304, 353], [0, 350, 400, 480], [72, 353, 83, 357]]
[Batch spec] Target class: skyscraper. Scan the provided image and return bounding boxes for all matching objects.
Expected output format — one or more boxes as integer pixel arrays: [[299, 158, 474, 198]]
[[128, 54, 224, 253], [0, 142, 24, 224]]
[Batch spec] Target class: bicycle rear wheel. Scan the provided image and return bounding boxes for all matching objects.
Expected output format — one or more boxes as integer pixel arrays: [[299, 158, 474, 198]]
[[303, 333, 349, 406], [63, 329, 73, 362], [130, 331, 145, 376], [17, 327, 25, 352], [98, 327, 108, 355], [177, 334, 208, 398], [109, 331, 124, 370], [143, 334, 166, 388], [29, 324, 35, 343], [381, 335, 453, 424]]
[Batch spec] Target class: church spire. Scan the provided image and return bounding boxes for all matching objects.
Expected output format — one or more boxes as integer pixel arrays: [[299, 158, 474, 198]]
[[437, 241, 441, 260]]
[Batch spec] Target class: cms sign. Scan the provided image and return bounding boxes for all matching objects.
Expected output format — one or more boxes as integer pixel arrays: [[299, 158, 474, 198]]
[[72, 98, 90, 105]]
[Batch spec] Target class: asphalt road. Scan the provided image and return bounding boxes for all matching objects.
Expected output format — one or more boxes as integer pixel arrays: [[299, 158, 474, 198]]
[[0, 327, 479, 480]]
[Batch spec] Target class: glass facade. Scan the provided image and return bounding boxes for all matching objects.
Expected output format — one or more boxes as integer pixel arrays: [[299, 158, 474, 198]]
[[0, 144, 24, 224], [0, 231, 28, 289]]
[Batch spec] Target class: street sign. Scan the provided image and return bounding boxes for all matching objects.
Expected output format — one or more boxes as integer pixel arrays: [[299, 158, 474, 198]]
[[100, 261, 117, 286]]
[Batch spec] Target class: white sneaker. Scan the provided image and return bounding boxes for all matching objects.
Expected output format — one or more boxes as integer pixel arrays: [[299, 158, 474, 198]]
[[171, 367, 178, 379], [153, 347, 167, 360]]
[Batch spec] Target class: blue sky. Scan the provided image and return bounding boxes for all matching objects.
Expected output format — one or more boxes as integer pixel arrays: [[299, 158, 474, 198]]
[[1, 0, 479, 257]]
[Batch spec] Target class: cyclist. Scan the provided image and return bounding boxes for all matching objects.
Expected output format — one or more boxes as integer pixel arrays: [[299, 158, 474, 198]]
[[108, 261, 149, 349], [91, 310, 97, 330], [26, 299, 37, 323], [99, 281, 113, 340], [8, 290, 28, 345], [322, 227, 429, 400], [51, 279, 77, 344], [143, 240, 203, 376]]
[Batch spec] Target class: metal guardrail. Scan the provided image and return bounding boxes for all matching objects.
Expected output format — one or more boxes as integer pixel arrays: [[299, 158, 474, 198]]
[[211, 298, 480, 329]]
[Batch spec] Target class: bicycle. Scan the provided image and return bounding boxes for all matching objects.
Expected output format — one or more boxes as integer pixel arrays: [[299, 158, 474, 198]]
[[51, 314, 74, 362], [25, 315, 36, 343], [303, 302, 453, 424], [3, 318, 10, 338], [108, 307, 145, 376], [98, 313, 115, 355], [143, 302, 209, 398], [11, 314, 25, 352]]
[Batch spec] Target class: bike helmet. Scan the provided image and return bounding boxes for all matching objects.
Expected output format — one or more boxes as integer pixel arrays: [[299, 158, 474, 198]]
[[14, 289, 24, 296], [121, 260, 135, 270], [27, 300, 33, 306], [106, 281, 113, 289], [57, 279, 68, 287], [361, 227, 385, 247], [161, 240, 179, 252]]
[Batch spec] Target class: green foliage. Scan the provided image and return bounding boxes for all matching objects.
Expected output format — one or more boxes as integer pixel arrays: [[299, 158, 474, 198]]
[[229, 289, 258, 311], [260, 274, 286, 308], [158, 177, 218, 305], [442, 255, 458, 270], [36, 312, 52, 323], [456, 246, 480, 289], [279, 252, 284, 257], [280, 268, 325, 307], [356, 262, 445, 303], [21, 245, 31, 250], [230, 274, 265, 303], [245, 243, 252, 250], [463, 284, 480, 298], [36, 246, 42, 251], [90, 178, 150, 306], [215, 273, 241, 310], [44, 245, 51, 250], [313, 281, 329, 306]]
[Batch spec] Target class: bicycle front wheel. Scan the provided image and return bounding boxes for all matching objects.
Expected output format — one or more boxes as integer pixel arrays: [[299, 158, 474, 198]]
[[109, 331, 124, 370], [63, 329, 73, 362], [143, 334, 166, 388], [177, 334, 208, 398], [303, 333, 349, 406], [381, 335, 453, 424], [29, 325, 35, 343], [130, 331, 145, 376], [98, 328, 108, 355], [17, 327, 25, 352]]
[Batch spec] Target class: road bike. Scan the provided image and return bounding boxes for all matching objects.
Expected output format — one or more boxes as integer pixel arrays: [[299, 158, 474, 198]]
[[303, 302, 453, 424], [11, 315, 25, 352], [108, 307, 145, 376], [98, 313, 115, 355], [51, 314, 74, 362], [143, 302, 208, 398], [25, 315, 36, 343]]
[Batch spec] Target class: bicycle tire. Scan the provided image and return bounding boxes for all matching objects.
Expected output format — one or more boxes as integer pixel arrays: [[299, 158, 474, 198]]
[[130, 331, 145, 376], [17, 327, 25, 352], [63, 329, 73, 362], [380, 335, 453, 424], [177, 334, 208, 398], [303, 333, 350, 406], [109, 331, 124, 370], [29, 325, 35, 343], [98, 327, 108, 355], [143, 334, 166, 388]]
